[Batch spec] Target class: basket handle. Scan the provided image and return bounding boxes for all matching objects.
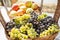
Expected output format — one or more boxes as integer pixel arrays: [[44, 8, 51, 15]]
[[40, 0, 43, 14], [53, 0, 60, 23], [0, 12, 6, 27]]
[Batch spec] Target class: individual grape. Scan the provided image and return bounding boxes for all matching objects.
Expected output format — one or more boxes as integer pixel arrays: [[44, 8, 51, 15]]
[[36, 29, 41, 34]]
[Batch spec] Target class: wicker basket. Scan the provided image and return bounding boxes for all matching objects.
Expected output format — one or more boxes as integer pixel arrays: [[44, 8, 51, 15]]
[[0, 0, 60, 40]]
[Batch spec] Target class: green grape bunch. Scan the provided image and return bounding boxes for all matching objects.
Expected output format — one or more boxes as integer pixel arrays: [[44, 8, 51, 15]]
[[20, 23, 33, 34], [9, 28, 20, 39], [9, 27, 29, 40], [40, 24, 59, 37], [13, 14, 31, 25], [20, 25, 29, 33], [37, 14, 47, 21], [27, 28, 38, 39]]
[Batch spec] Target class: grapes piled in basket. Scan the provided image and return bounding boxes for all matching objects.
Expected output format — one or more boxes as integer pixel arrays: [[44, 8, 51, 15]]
[[6, 11, 60, 40]]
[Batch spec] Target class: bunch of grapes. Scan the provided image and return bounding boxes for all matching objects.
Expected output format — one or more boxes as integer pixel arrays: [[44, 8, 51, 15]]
[[40, 24, 59, 37], [5, 21, 16, 32], [13, 14, 31, 25], [20, 25, 29, 34], [9, 28, 20, 40], [5, 21, 21, 33], [37, 16, 54, 32], [27, 28, 38, 39], [28, 11, 40, 34], [20, 23, 33, 34], [37, 14, 47, 21], [9, 28, 28, 40]]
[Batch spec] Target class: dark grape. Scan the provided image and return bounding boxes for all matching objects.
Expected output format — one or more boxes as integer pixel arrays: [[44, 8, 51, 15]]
[[36, 29, 40, 34], [6, 21, 16, 31], [15, 24, 21, 28]]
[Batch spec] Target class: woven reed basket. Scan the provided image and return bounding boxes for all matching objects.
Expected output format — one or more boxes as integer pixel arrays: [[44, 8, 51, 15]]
[[0, 0, 60, 40]]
